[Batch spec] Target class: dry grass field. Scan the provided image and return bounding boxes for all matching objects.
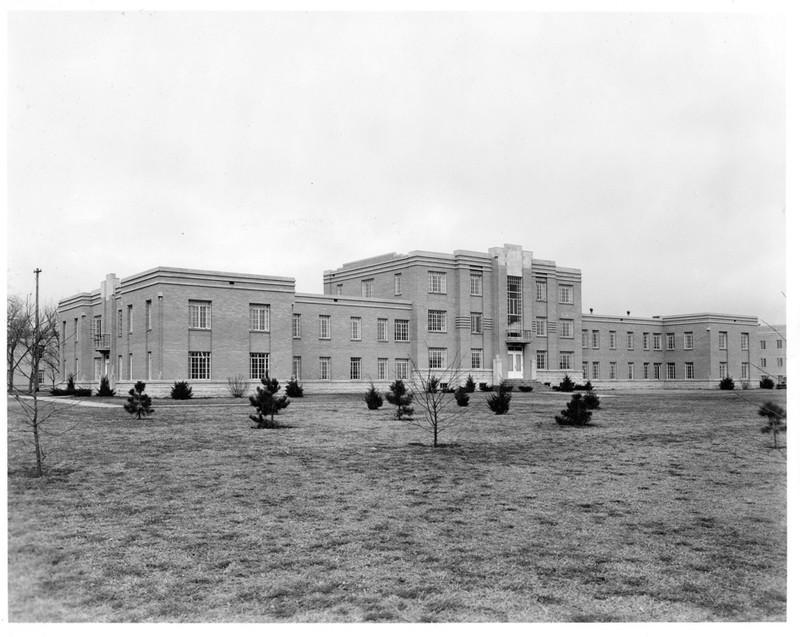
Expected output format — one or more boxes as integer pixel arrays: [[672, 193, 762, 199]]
[[6, 389, 787, 622]]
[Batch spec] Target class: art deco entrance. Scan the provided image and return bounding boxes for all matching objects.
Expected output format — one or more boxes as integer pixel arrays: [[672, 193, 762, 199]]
[[507, 345, 524, 379]]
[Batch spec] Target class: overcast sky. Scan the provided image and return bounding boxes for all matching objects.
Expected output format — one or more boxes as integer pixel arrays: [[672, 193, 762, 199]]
[[6, 8, 787, 324]]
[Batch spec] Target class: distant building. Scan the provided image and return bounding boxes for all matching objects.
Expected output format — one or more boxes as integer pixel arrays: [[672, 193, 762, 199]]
[[56, 244, 782, 395]]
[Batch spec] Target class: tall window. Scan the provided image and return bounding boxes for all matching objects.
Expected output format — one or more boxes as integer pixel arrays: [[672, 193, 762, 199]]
[[592, 330, 599, 349], [684, 332, 694, 350], [147, 352, 152, 380], [336, 284, 343, 296], [361, 280, 374, 298], [760, 340, 766, 349], [377, 318, 388, 342], [653, 333, 662, 351], [250, 304, 270, 332], [293, 314, 301, 339], [582, 330, 589, 349], [118, 310, 122, 337], [777, 339, 783, 349], [741, 363, 749, 379], [292, 356, 302, 380], [74, 318, 79, 343], [719, 362, 728, 379], [628, 362, 635, 379], [93, 316, 102, 339], [128, 353, 133, 380], [470, 273, 483, 296], [535, 280, 546, 302], [609, 362, 617, 379], [190, 301, 211, 329], [559, 319, 574, 338], [643, 332, 650, 350], [471, 349, 483, 369], [666, 333, 675, 351], [719, 332, 728, 350], [249, 353, 270, 380], [536, 351, 547, 370], [558, 285, 574, 304], [428, 271, 446, 294], [759, 358, 767, 368], [685, 362, 695, 379], [666, 363, 676, 379], [507, 276, 522, 324], [428, 348, 446, 369], [377, 358, 389, 380], [582, 362, 589, 378], [395, 359, 409, 380], [350, 317, 362, 341], [592, 361, 600, 379], [146, 300, 152, 330], [428, 310, 446, 332], [535, 318, 547, 337], [190, 351, 211, 379], [319, 315, 331, 339], [627, 332, 634, 350], [559, 352, 574, 370], [777, 357, 784, 368], [654, 363, 662, 380], [643, 362, 650, 379], [319, 357, 331, 380], [394, 273, 402, 295], [741, 333, 749, 350], [127, 305, 133, 334], [470, 312, 482, 334], [609, 331, 617, 350], [350, 357, 362, 380], [394, 319, 409, 342]]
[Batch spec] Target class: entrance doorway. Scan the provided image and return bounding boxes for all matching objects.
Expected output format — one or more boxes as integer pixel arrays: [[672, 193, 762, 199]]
[[507, 345, 524, 379]]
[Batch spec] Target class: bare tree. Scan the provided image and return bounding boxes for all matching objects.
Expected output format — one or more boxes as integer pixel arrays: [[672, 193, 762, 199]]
[[7, 294, 60, 392], [406, 353, 466, 447]]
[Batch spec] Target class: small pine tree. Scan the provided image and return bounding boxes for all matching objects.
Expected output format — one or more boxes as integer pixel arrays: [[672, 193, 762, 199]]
[[386, 379, 414, 420], [285, 377, 304, 398], [487, 381, 512, 415], [124, 381, 154, 420], [583, 380, 593, 392], [97, 375, 116, 397], [171, 380, 193, 400], [249, 375, 291, 428], [758, 401, 786, 448], [583, 389, 601, 410], [556, 375, 575, 392], [66, 373, 76, 394], [363, 382, 384, 410], [760, 377, 775, 389], [464, 375, 476, 393], [719, 376, 735, 390], [555, 393, 593, 427], [454, 385, 470, 407]]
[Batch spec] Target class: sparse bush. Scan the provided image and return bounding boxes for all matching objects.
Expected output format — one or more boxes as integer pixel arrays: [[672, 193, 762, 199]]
[[97, 375, 116, 397], [583, 390, 601, 410], [465, 375, 476, 393], [227, 375, 250, 398], [760, 377, 775, 389], [719, 376, 735, 390], [487, 381, 512, 415], [454, 385, 470, 407], [49, 387, 71, 396], [66, 373, 76, 394], [124, 381, 154, 420], [555, 393, 593, 427], [741, 379, 751, 390], [555, 375, 575, 392], [386, 379, 414, 420], [758, 401, 787, 448], [363, 382, 384, 410], [171, 380, 193, 400], [518, 384, 533, 392], [249, 375, 290, 428], [285, 377, 304, 398], [73, 387, 93, 397]]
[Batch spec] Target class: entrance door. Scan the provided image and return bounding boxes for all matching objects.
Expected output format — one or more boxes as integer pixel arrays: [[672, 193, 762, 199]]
[[507, 347, 524, 379]]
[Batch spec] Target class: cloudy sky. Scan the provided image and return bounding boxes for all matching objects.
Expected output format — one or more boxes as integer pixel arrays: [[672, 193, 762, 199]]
[[6, 7, 787, 324]]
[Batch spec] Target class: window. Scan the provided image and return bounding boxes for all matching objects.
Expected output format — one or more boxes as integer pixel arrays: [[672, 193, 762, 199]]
[[394, 273, 402, 295], [609, 331, 617, 350], [292, 314, 301, 339], [470, 273, 483, 296], [666, 362, 676, 380], [777, 339, 783, 349], [719, 362, 728, 379], [74, 318, 79, 343], [37, 369, 46, 385], [592, 361, 600, 379], [147, 352, 152, 380], [558, 285, 573, 304], [395, 359, 409, 380], [535, 280, 547, 302], [609, 362, 617, 380], [361, 280, 374, 298], [684, 332, 693, 350], [428, 271, 446, 294], [377, 318, 388, 342], [582, 362, 589, 378], [117, 310, 122, 337], [117, 355, 122, 380], [471, 349, 483, 369], [190, 302, 211, 329], [759, 358, 767, 368], [653, 333, 662, 351], [643, 362, 650, 379], [582, 330, 589, 349], [128, 353, 133, 380], [627, 332, 634, 350], [350, 357, 362, 380], [741, 333, 749, 350], [628, 362, 635, 379], [92, 316, 102, 338], [319, 315, 331, 339], [127, 305, 133, 334], [559, 352, 574, 370], [536, 351, 547, 370], [535, 318, 547, 337], [336, 284, 343, 296], [350, 317, 362, 341], [428, 348, 446, 369], [507, 276, 522, 324], [470, 313, 482, 334], [377, 358, 389, 380], [760, 340, 766, 349], [428, 310, 446, 333], [719, 332, 728, 350], [654, 363, 662, 380], [190, 351, 211, 379], [249, 353, 269, 380], [592, 330, 599, 349], [250, 304, 270, 332], [292, 356, 302, 380], [685, 362, 695, 379], [319, 357, 331, 380], [559, 320, 574, 338], [643, 333, 650, 350], [741, 363, 749, 379], [146, 300, 152, 330], [394, 319, 409, 342], [778, 357, 784, 368], [666, 333, 675, 351]]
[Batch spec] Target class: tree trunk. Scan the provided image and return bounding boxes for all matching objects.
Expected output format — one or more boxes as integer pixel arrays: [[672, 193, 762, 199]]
[[32, 394, 43, 477]]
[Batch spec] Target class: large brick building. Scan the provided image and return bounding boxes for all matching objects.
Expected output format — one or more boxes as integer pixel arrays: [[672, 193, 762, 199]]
[[55, 244, 780, 396]]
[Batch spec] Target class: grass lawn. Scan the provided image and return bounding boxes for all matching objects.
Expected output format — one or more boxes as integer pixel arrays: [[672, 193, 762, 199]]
[[7, 389, 787, 622]]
